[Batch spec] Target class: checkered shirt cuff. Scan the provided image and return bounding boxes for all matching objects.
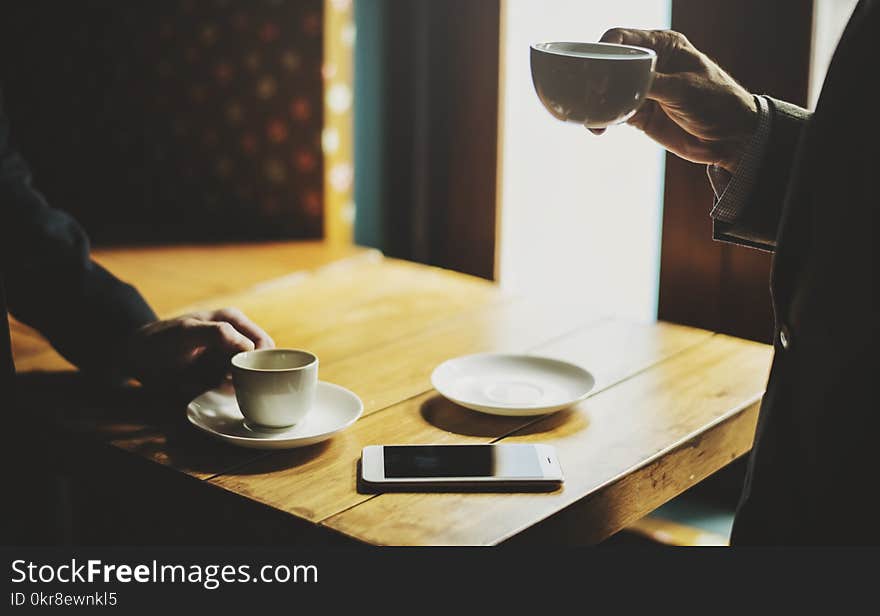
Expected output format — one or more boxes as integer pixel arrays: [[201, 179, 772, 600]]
[[707, 95, 772, 224]]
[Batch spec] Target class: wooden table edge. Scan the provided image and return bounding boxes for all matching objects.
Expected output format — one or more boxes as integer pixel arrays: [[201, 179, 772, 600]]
[[317, 380, 764, 547], [498, 396, 762, 546]]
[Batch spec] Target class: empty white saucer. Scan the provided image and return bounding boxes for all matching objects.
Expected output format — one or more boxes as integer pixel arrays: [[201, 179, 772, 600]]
[[187, 381, 363, 449], [431, 353, 595, 416]]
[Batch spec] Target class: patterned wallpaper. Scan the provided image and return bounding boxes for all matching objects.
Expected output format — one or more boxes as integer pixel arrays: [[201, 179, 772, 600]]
[[0, 0, 348, 245]]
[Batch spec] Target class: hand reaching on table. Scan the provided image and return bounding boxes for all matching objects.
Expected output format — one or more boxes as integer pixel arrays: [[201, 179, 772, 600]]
[[121, 307, 274, 394], [591, 28, 759, 173]]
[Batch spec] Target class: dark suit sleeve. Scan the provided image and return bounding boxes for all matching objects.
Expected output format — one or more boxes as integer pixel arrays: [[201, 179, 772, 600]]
[[0, 91, 156, 376], [712, 97, 812, 251]]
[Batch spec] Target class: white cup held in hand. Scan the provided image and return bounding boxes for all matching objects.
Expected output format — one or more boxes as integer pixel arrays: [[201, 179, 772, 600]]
[[530, 41, 656, 129]]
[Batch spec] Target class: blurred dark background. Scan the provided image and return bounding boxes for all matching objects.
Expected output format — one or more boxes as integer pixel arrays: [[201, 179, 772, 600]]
[[0, 0, 324, 244]]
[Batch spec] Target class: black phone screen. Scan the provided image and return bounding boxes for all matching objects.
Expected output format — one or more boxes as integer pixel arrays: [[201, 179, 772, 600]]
[[383, 445, 543, 479]]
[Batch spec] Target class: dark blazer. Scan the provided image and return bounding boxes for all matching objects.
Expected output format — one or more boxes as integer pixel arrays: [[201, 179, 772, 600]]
[[717, 0, 879, 544], [0, 89, 156, 407]]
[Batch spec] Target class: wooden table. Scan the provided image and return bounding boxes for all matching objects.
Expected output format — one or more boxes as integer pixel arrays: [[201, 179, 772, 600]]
[[11, 241, 773, 546]]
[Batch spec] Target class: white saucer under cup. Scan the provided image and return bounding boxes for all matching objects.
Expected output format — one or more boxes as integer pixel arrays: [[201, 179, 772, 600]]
[[431, 353, 595, 416], [187, 381, 363, 449]]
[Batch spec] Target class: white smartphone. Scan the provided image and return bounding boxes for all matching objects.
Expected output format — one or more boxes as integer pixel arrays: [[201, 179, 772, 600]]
[[360, 444, 563, 491]]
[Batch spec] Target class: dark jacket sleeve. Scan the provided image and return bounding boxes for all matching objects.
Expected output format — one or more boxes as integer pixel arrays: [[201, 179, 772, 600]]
[[712, 97, 812, 252], [0, 90, 156, 375]]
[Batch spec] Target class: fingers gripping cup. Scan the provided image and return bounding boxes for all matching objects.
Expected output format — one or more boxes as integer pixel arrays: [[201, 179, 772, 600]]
[[231, 349, 318, 430], [530, 41, 656, 129]]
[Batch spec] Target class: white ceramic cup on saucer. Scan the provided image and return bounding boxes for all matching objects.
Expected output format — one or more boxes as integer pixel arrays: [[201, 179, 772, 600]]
[[530, 41, 656, 128], [230, 348, 318, 430]]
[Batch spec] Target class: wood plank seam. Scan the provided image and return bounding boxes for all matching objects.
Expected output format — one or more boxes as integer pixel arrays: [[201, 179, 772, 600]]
[[317, 337, 770, 545], [200, 451, 280, 482], [202, 321, 723, 529], [322, 401, 760, 547], [306, 328, 727, 527], [496, 398, 762, 544], [484, 332, 723, 446], [70, 262, 518, 480], [484, 344, 768, 543], [105, 291, 591, 480], [501, 403, 760, 545], [200, 314, 613, 487]]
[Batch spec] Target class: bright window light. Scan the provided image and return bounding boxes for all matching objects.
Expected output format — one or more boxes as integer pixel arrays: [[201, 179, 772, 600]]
[[498, 0, 671, 322]]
